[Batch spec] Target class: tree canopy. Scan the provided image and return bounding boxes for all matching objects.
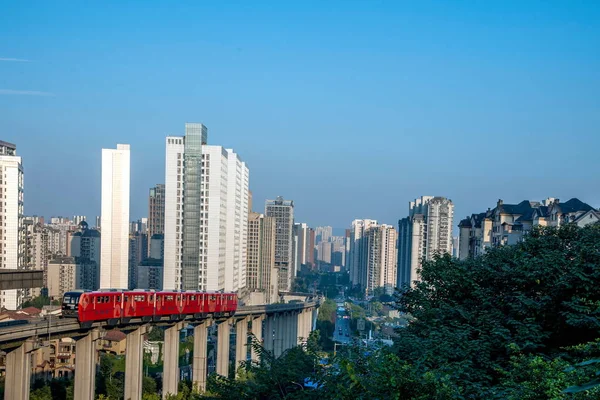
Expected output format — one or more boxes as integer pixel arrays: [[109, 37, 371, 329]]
[[206, 224, 600, 399]]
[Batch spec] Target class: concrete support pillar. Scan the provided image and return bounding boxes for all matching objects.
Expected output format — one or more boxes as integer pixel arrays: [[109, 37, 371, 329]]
[[5, 340, 37, 400], [74, 330, 100, 400], [124, 325, 149, 400], [297, 310, 306, 345], [192, 320, 212, 393], [251, 315, 263, 362], [235, 317, 249, 373], [291, 312, 298, 348], [274, 314, 283, 357], [264, 315, 274, 353], [304, 309, 312, 341], [163, 322, 184, 399], [217, 319, 232, 377], [284, 313, 293, 351]]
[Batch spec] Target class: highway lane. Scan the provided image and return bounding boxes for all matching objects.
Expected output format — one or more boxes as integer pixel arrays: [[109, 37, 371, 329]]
[[333, 305, 351, 344]]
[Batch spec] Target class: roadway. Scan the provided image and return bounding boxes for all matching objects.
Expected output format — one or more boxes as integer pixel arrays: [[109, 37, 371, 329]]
[[333, 303, 351, 344]]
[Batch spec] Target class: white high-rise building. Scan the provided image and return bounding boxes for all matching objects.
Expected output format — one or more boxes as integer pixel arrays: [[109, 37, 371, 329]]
[[0, 141, 24, 310], [225, 148, 249, 291], [100, 144, 130, 289], [366, 224, 397, 295], [348, 219, 377, 290], [397, 196, 454, 288], [164, 124, 249, 292]]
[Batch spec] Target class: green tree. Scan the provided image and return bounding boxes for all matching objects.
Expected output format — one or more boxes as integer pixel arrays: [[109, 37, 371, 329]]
[[142, 376, 157, 396], [21, 295, 51, 309], [207, 334, 324, 399], [393, 224, 600, 397], [30, 386, 53, 400]]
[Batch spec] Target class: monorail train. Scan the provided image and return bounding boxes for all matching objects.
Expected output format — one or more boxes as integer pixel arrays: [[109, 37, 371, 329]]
[[61, 289, 237, 326]]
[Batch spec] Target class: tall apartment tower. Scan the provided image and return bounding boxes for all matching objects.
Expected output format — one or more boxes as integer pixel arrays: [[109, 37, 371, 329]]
[[348, 219, 377, 290], [70, 221, 101, 290], [265, 197, 294, 291], [397, 196, 454, 288], [293, 223, 311, 274], [164, 124, 249, 292], [147, 184, 165, 256], [366, 224, 398, 295], [100, 144, 130, 289], [315, 226, 333, 245], [246, 212, 278, 303], [0, 141, 24, 310]]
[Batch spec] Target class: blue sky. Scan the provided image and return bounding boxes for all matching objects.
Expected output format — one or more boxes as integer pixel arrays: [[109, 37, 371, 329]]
[[1, 1, 599, 230]]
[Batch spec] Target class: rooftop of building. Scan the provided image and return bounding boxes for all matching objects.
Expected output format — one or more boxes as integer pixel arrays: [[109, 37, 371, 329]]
[[104, 330, 126, 342]]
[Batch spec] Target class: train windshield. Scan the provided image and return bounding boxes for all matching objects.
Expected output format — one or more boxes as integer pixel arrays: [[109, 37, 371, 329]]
[[63, 293, 81, 304]]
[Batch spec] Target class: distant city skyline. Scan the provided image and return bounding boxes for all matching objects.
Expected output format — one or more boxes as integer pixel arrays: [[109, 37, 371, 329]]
[[2, 2, 599, 229]]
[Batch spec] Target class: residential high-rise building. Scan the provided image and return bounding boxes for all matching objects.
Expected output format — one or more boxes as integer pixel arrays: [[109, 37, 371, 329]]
[[348, 219, 377, 290], [265, 197, 294, 291], [128, 231, 148, 289], [137, 234, 164, 290], [317, 241, 333, 264], [307, 228, 315, 268], [164, 124, 249, 292], [0, 141, 25, 310], [366, 225, 397, 296], [70, 220, 101, 290], [331, 236, 347, 268], [246, 212, 278, 303], [47, 257, 77, 299], [73, 216, 86, 225], [225, 149, 249, 292], [397, 196, 454, 288], [148, 184, 165, 256], [100, 144, 130, 289], [25, 219, 63, 297], [293, 223, 312, 274], [315, 226, 333, 246]]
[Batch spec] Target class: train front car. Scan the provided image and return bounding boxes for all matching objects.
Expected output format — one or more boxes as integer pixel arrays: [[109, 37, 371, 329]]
[[61, 290, 88, 318]]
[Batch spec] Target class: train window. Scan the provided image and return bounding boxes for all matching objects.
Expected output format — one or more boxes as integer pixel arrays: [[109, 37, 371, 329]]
[[166, 295, 174, 301], [134, 295, 144, 302], [157, 296, 161, 301], [124, 296, 129, 302], [191, 295, 196, 300], [104, 296, 109, 303], [177, 296, 180, 301], [150, 296, 154, 301], [116, 296, 121, 302]]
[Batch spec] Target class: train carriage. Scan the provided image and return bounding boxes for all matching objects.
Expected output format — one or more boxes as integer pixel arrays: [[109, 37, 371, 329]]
[[122, 291, 155, 322], [62, 289, 237, 324]]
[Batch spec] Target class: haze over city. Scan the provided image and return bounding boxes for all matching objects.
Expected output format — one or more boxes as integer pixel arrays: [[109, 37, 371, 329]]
[[2, 1, 599, 229]]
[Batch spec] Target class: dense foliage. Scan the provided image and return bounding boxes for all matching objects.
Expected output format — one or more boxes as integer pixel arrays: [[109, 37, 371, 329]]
[[205, 224, 600, 399]]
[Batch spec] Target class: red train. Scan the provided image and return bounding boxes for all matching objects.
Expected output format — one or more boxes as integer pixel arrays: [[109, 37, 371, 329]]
[[61, 289, 237, 326]]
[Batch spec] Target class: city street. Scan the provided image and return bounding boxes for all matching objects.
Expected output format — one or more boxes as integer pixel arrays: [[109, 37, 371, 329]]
[[333, 305, 351, 344]]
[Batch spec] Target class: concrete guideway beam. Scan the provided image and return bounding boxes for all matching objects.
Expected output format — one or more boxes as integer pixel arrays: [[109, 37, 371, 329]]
[[192, 320, 212, 393], [4, 339, 37, 400], [124, 325, 150, 400], [163, 322, 185, 400], [217, 319, 232, 377], [74, 329, 101, 400]]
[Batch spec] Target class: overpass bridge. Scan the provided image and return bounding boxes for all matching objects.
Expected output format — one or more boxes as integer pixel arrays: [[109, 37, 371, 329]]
[[0, 300, 320, 400]]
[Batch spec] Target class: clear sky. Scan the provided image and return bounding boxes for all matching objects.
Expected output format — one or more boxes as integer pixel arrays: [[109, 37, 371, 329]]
[[1, 1, 599, 230]]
